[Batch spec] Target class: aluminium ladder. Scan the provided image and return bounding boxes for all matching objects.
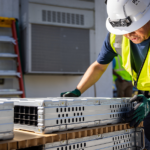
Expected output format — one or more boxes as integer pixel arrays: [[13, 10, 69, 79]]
[[0, 17, 25, 98]]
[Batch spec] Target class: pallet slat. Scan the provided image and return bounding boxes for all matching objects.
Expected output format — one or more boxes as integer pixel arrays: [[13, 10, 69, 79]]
[[66, 122, 143, 140]]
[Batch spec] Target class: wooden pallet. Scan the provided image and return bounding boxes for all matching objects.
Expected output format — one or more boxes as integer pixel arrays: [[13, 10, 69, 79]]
[[0, 122, 143, 150], [0, 130, 66, 150]]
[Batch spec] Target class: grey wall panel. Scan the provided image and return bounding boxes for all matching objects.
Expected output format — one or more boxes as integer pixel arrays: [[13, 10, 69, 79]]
[[0, 0, 19, 18], [94, 0, 113, 97], [0, 24, 15, 54], [0, 59, 17, 71], [29, 0, 94, 10], [0, 43, 14, 54], [28, 3, 94, 29], [31, 24, 90, 74], [0, 28, 12, 36], [20, 0, 28, 29]]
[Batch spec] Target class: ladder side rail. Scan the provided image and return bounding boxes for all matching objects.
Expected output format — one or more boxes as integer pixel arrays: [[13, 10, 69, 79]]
[[11, 20, 25, 98]]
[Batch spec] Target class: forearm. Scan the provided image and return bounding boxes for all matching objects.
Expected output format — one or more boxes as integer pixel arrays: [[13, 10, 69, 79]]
[[77, 61, 109, 94]]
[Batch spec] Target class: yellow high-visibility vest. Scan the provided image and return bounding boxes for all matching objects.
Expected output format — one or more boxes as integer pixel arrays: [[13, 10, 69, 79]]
[[113, 55, 132, 81], [110, 33, 150, 91]]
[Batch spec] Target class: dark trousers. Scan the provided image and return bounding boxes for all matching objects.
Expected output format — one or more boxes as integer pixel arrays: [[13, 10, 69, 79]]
[[115, 80, 133, 97]]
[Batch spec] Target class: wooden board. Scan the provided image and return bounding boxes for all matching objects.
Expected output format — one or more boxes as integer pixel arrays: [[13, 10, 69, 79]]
[[0, 122, 143, 150], [0, 130, 66, 150]]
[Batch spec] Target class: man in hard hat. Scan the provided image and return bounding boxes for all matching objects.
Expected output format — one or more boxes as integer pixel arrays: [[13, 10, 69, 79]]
[[61, 0, 150, 147], [113, 55, 133, 97]]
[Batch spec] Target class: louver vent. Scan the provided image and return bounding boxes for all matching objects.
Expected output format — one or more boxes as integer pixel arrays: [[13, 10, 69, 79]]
[[31, 24, 90, 74], [42, 10, 84, 25]]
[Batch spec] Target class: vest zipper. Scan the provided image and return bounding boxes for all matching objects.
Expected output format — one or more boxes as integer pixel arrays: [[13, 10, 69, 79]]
[[134, 43, 150, 88]]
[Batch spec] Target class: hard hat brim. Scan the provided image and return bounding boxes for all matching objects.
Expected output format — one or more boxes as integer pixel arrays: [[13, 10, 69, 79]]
[[106, 8, 150, 35]]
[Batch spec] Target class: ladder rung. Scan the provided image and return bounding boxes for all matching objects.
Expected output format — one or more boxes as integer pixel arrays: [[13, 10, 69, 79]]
[[0, 36, 15, 44], [0, 90, 23, 95], [0, 53, 18, 58], [0, 71, 20, 77]]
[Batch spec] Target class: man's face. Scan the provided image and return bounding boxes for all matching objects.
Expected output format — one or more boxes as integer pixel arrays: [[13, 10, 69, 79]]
[[123, 21, 150, 44]]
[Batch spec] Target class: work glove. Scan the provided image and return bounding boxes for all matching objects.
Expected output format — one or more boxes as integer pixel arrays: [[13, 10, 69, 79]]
[[123, 94, 150, 128], [60, 89, 81, 97]]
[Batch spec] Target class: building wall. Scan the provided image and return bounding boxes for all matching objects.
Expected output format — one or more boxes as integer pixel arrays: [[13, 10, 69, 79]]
[[24, 0, 113, 98], [0, 0, 113, 98], [24, 75, 95, 97], [0, 0, 19, 18], [94, 0, 113, 97]]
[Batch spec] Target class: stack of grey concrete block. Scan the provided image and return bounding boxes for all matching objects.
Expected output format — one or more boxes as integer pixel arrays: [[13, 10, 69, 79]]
[[0, 99, 14, 140], [12, 97, 135, 134]]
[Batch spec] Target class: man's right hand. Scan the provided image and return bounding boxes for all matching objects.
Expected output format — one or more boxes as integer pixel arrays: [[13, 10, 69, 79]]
[[123, 95, 150, 127], [60, 89, 81, 97]]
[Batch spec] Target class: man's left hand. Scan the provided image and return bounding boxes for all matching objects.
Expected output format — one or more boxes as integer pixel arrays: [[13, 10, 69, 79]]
[[123, 94, 150, 127]]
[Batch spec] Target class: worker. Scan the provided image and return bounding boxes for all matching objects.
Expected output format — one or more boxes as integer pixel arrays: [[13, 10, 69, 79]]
[[61, 0, 150, 148], [113, 55, 133, 97]]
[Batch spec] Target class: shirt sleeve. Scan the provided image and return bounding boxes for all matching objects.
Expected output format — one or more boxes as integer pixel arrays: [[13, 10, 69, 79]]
[[97, 33, 117, 64]]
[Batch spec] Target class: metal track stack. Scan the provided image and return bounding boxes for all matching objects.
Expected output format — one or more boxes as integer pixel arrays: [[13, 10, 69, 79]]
[[0, 99, 14, 140], [43, 128, 144, 150], [12, 97, 136, 133]]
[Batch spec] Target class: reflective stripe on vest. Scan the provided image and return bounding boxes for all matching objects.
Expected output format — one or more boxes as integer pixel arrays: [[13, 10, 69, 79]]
[[113, 55, 132, 81], [110, 33, 150, 91]]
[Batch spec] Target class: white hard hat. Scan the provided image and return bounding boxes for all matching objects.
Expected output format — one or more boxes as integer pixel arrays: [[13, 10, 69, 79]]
[[106, 0, 150, 35]]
